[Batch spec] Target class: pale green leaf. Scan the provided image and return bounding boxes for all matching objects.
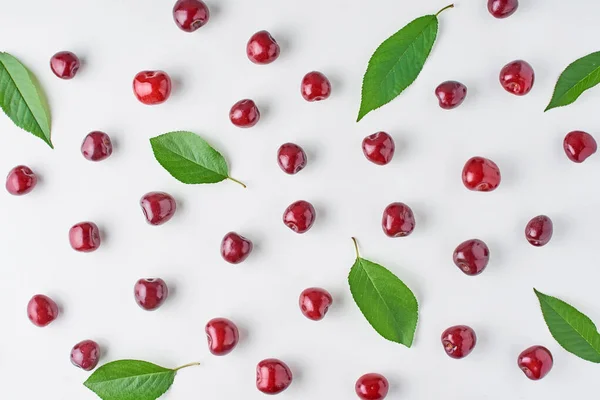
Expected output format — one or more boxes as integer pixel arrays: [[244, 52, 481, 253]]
[[545, 51, 600, 111]]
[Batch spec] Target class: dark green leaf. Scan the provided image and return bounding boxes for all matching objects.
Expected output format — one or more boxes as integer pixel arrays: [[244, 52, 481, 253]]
[[0, 52, 52, 148], [534, 289, 600, 363], [545, 51, 600, 111]]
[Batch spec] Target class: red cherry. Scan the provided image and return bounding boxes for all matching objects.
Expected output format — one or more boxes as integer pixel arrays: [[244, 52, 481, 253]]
[[256, 359, 293, 395], [453, 239, 490, 276], [277, 143, 307, 175], [27, 294, 59, 327], [205, 318, 239, 356], [435, 81, 467, 109], [301, 71, 331, 102], [525, 215, 553, 247], [229, 99, 260, 128], [173, 0, 209, 32], [355, 373, 389, 400], [134, 278, 168, 311], [50, 51, 80, 79], [500, 60, 534, 96], [221, 232, 253, 264], [6, 165, 37, 195], [299, 288, 333, 321], [247, 30, 280, 65], [140, 192, 177, 226], [133, 71, 172, 105], [563, 131, 597, 163], [283, 200, 316, 234], [441, 325, 477, 359], [362, 132, 395, 165], [382, 202, 415, 237], [81, 131, 113, 161], [518, 345, 553, 380], [69, 222, 101, 252], [462, 156, 501, 192], [71, 340, 101, 371], [488, 0, 518, 18]]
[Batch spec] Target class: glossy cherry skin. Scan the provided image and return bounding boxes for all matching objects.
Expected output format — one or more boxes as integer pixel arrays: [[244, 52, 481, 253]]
[[71, 340, 101, 371], [299, 288, 333, 321], [173, 0, 209, 32], [247, 31, 280, 65], [134, 278, 168, 311], [27, 295, 59, 327], [230, 99, 260, 128], [69, 222, 101, 252], [525, 215, 553, 247], [441, 325, 477, 359], [81, 131, 113, 161], [277, 143, 307, 175], [435, 81, 467, 109], [382, 202, 415, 237], [462, 157, 501, 192], [256, 359, 293, 395], [133, 71, 172, 105], [488, 0, 518, 18], [283, 200, 316, 234], [362, 132, 395, 165], [500, 60, 534, 96], [355, 373, 389, 400], [518, 346, 553, 380], [6, 165, 37, 195], [50, 51, 80, 79], [301, 71, 331, 102], [205, 318, 239, 356], [221, 232, 253, 264], [140, 192, 177, 226], [564, 131, 597, 163], [453, 239, 490, 276]]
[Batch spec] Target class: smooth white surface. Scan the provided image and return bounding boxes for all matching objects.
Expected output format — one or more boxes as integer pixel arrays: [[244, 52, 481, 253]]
[[1, 0, 599, 398]]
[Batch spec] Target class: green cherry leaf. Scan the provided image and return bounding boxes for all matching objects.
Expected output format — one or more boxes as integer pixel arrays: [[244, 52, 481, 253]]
[[534, 289, 600, 363], [348, 238, 419, 347], [0, 52, 52, 148], [545, 51, 600, 111], [150, 131, 245, 187], [357, 4, 453, 122]]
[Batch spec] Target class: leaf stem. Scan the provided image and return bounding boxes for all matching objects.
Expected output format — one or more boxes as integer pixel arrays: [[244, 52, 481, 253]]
[[227, 176, 247, 188], [351, 237, 360, 259], [435, 4, 454, 16], [173, 362, 200, 372]]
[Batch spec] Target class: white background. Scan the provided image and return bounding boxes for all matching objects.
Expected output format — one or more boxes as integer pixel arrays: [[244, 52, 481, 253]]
[[1, 0, 599, 398]]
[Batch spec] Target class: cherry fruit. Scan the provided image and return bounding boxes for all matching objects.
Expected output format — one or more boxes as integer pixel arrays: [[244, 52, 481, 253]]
[[205, 318, 239, 356], [382, 202, 415, 237], [525, 215, 553, 247], [564, 131, 597, 163], [173, 0, 209, 32], [462, 156, 501, 192], [299, 288, 332, 321], [27, 294, 59, 327], [256, 358, 293, 394], [518, 345, 553, 380], [283, 200, 316, 234], [71, 340, 101, 371], [488, 0, 519, 18], [500, 60, 534, 96], [441, 325, 477, 359], [247, 31, 280, 65], [453, 239, 490, 276], [301, 71, 331, 102], [277, 143, 307, 175], [362, 132, 395, 165], [50, 51, 80, 79], [81, 131, 113, 161], [69, 222, 101, 252], [221, 232, 253, 264], [355, 373, 389, 400], [134, 278, 168, 311], [140, 192, 177, 226], [230, 99, 260, 128], [6, 165, 37, 195], [435, 81, 467, 109], [133, 71, 172, 105]]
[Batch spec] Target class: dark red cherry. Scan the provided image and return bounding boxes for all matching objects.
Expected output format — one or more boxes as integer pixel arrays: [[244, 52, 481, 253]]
[[27, 294, 59, 327], [299, 288, 333, 321], [500, 60, 534, 96], [488, 0, 519, 18], [247, 31, 280, 65], [221, 232, 253, 264], [173, 0, 210, 32], [525, 215, 553, 247], [355, 373, 389, 400], [6, 165, 37, 195], [435, 81, 467, 109], [518, 345, 553, 380], [362, 132, 395, 165], [205, 318, 239, 356], [441, 325, 477, 359], [81, 131, 113, 161], [230, 99, 260, 128], [133, 70, 172, 105], [256, 359, 293, 394], [277, 143, 307, 175], [453, 239, 490, 276], [563, 131, 597, 163], [140, 192, 177, 226], [71, 340, 101, 371], [50, 51, 80, 79], [283, 200, 316, 234], [301, 71, 331, 102], [134, 278, 168, 311], [69, 222, 101, 252], [382, 202, 415, 237], [462, 156, 501, 192]]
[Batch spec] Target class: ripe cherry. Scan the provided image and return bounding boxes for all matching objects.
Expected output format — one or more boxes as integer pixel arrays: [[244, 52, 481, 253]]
[[69, 222, 101, 252], [453, 239, 490, 276], [205, 318, 239, 356], [277, 143, 307, 175], [140, 192, 177, 226], [563, 131, 597, 163], [488, 0, 518, 18], [525, 215, 553, 247], [435, 81, 467, 109], [518, 345, 553, 380], [50, 51, 80, 79], [382, 202, 415, 237], [221, 232, 253, 264], [301, 71, 331, 102], [71, 340, 101, 371], [283, 200, 316, 234], [247, 30, 280, 65], [500, 60, 534, 96], [81, 131, 113, 161], [256, 359, 293, 395], [6, 165, 37, 195], [229, 99, 260, 128], [355, 373, 389, 400], [462, 156, 501, 192], [299, 288, 333, 321], [134, 278, 168, 311], [362, 132, 395, 165], [441, 325, 477, 359], [27, 294, 59, 327], [133, 71, 172, 105], [173, 0, 209, 32]]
